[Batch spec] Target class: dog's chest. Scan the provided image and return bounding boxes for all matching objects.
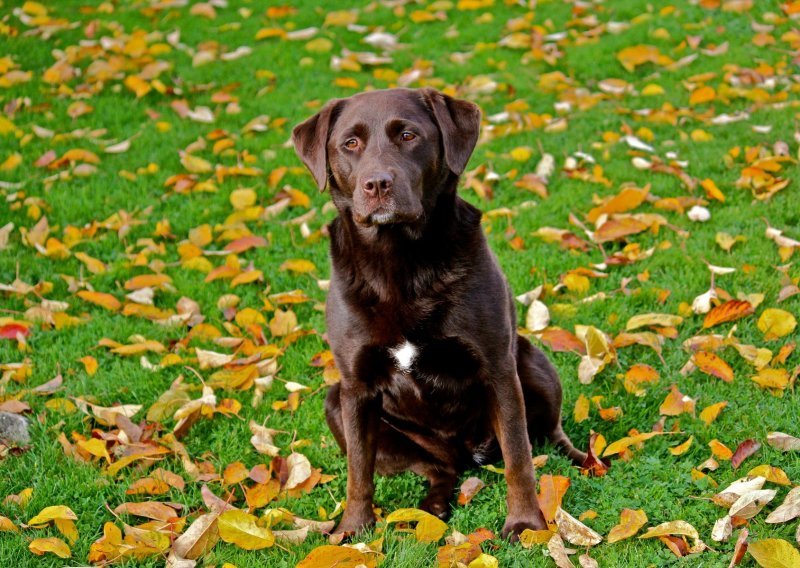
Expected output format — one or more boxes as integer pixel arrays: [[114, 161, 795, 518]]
[[381, 337, 481, 394]]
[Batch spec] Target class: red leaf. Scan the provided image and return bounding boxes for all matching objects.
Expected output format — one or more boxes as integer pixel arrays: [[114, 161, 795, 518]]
[[731, 439, 760, 469], [0, 323, 30, 339]]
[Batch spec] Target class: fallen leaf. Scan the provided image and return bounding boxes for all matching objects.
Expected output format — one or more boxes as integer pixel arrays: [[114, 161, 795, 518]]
[[385, 508, 448, 543], [217, 509, 274, 550], [757, 309, 797, 340], [703, 300, 754, 329], [731, 439, 761, 469], [607, 508, 648, 543], [765, 487, 800, 524], [29, 537, 71, 558], [748, 538, 800, 568]]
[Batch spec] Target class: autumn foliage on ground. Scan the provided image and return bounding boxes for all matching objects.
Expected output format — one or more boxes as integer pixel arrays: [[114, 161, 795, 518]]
[[1, 0, 799, 566]]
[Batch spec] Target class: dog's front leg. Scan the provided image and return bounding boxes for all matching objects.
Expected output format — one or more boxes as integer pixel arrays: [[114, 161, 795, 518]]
[[489, 363, 547, 540], [335, 381, 381, 535]]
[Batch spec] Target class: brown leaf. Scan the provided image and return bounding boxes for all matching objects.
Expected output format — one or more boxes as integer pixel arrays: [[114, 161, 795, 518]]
[[765, 487, 800, 524], [169, 512, 220, 561], [729, 528, 748, 567], [457, 476, 485, 506], [766, 432, 800, 452], [693, 351, 734, 382], [113, 501, 179, 522], [547, 533, 575, 568]]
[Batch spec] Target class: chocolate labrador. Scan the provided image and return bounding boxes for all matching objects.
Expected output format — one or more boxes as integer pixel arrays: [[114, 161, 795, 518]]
[[292, 87, 586, 539]]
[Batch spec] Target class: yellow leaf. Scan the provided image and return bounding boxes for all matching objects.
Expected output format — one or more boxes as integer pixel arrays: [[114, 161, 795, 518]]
[[230, 188, 257, 210], [510, 147, 532, 161], [747, 464, 791, 486], [385, 508, 448, 543], [217, 509, 274, 550], [181, 152, 213, 174], [305, 38, 333, 53], [28, 505, 78, 526], [626, 313, 682, 330], [602, 432, 662, 457], [699, 401, 727, 425], [0, 153, 22, 171], [607, 509, 648, 543], [0, 515, 19, 532], [124, 75, 151, 98], [280, 259, 316, 274], [74, 252, 107, 274], [54, 518, 78, 544], [324, 10, 358, 26], [751, 368, 790, 391], [573, 394, 590, 423], [669, 436, 694, 456], [519, 529, 556, 548], [748, 538, 800, 568], [757, 308, 797, 340], [700, 178, 725, 202], [29, 537, 71, 558], [639, 520, 699, 540], [78, 438, 111, 462]]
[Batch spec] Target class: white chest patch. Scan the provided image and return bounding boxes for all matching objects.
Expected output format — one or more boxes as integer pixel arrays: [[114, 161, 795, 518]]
[[389, 341, 418, 371]]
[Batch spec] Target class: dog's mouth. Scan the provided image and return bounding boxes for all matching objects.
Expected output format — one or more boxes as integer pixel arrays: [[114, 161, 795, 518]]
[[353, 206, 423, 227]]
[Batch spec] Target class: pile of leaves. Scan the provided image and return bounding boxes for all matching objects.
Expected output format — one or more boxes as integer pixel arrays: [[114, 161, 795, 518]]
[[1, 0, 799, 566]]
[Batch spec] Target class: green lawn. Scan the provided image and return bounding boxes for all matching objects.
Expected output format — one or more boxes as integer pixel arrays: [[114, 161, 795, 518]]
[[1, 0, 799, 566]]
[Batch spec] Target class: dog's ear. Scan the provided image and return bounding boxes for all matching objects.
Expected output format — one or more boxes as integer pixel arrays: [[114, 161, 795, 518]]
[[422, 88, 481, 176], [292, 99, 344, 191]]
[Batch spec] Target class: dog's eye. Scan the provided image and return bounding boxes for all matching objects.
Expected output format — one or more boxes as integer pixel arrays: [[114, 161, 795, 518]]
[[400, 131, 416, 142], [344, 138, 359, 150]]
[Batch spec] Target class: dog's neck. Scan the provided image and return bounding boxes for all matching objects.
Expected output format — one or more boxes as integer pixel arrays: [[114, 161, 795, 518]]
[[329, 183, 482, 304]]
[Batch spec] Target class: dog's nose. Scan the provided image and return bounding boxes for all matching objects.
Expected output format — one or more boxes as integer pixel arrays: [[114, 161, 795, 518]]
[[362, 172, 393, 197]]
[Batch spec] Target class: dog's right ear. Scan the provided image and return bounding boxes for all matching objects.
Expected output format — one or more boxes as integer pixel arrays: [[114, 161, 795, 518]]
[[291, 99, 344, 192]]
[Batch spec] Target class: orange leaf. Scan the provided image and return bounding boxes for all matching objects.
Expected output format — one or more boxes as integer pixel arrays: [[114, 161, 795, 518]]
[[537, 474, 570, 524], [702, 300, 754, 329], [693, 351, 734, 382], [659, 384, 695, 416], [77, 290, 121, 311], [593, 217, 649, 243]]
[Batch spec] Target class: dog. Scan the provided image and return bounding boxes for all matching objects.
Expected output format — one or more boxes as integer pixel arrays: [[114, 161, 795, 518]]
[[292, 87, 586, 540]]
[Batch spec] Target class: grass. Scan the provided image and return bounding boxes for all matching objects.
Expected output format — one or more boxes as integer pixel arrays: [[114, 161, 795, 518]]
[[1, 0, 799, 566]]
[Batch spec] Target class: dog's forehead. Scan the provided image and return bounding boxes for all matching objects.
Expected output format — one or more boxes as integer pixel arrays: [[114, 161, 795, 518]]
[[334, 90, 432, 131]]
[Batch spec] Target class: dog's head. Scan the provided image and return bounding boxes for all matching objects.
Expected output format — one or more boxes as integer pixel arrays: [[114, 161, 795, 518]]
[[292, 88, 481, 230]]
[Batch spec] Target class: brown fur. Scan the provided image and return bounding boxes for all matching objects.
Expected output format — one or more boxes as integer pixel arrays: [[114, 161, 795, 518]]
[[292, 88, 586, 540]]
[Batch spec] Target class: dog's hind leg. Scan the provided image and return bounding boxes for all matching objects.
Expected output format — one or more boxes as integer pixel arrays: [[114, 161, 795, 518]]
[[516, 335, 587, 465]]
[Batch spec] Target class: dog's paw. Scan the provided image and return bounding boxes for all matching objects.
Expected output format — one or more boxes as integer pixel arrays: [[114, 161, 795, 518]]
[[419, 493, 451, 521], [333, 508, 376, 537], [501, 516, 547, 542]]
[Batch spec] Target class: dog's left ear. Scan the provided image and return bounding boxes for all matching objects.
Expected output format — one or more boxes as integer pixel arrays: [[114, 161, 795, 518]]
[[292, 99, 344, 191], [422, 88, 481, 176]]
